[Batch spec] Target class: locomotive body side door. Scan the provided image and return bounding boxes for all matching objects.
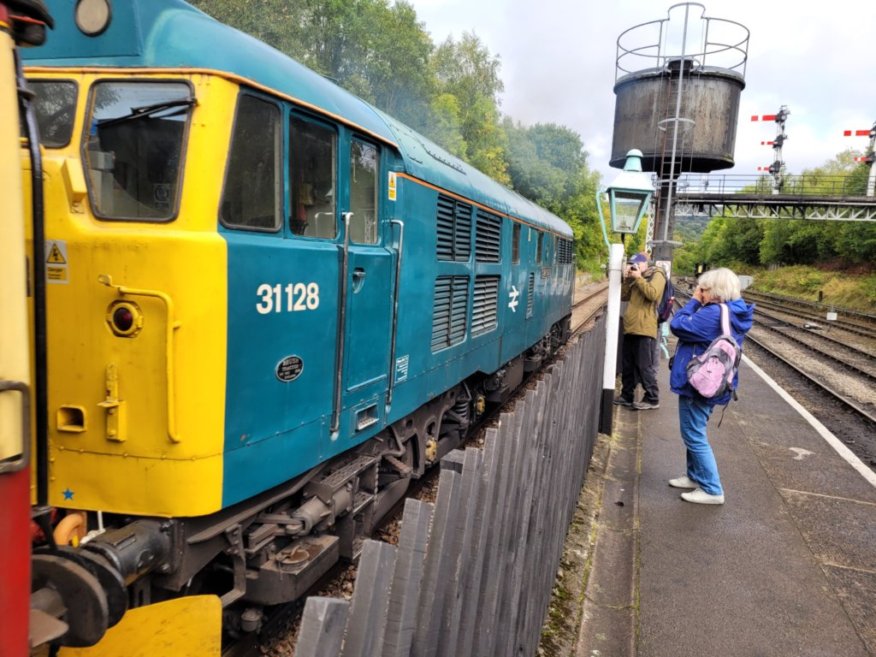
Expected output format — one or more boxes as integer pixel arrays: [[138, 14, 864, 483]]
[[334, 136, 393, 437]]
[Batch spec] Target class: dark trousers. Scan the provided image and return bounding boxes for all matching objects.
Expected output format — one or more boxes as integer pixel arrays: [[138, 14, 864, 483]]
[[620, 334, 659, 403]]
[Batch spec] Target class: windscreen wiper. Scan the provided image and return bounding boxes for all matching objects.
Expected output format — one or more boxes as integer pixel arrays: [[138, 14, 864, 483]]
[[98, 98, 195, 128]]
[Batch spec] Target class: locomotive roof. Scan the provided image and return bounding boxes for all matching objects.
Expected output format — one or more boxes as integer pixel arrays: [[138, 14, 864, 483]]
[[23, 0, 572, 238]]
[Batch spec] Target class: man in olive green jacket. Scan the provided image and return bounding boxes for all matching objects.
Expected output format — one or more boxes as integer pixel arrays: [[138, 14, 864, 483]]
[[615, 252, 666, 410]]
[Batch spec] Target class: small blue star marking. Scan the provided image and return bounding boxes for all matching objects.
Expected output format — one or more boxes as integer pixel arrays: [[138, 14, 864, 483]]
[[62, 488, 74, 500]]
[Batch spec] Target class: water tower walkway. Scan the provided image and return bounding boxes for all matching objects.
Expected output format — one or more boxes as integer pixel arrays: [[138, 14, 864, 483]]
[[569, 352, 876, 656]]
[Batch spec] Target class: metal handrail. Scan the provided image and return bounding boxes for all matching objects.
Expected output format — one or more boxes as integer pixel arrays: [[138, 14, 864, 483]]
[[0, 380, 30, 474], [670, 173, 875, 198], [615, 2, 750, 82], [387, 219, 404, 407], [331, 213, 354, 434]]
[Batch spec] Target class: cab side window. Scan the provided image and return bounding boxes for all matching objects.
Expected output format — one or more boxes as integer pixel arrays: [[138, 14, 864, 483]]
[[220, 94, 281, 231], [290, 116, 337, 239], [349, 139, 378, 244], [86, 81, 194, 222]]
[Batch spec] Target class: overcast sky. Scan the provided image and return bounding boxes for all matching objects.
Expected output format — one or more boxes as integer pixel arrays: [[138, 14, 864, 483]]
[[406, 0, 876, 184]]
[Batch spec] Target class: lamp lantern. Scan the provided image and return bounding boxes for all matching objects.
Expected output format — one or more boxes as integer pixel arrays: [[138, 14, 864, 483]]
[[606, 149, 653, 234]]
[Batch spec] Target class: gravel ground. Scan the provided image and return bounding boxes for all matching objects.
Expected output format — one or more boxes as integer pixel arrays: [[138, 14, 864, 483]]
[[748, 326, 876, 406]]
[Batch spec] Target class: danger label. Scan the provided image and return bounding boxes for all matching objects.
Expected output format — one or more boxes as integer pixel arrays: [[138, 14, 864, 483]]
[[47, 266, 68, 282], [45, 240, 69, 285], [47, 242, 67, 264]]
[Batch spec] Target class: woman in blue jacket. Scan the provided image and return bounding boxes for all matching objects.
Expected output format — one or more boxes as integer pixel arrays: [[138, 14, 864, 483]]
[[668, 268, 754, 505]]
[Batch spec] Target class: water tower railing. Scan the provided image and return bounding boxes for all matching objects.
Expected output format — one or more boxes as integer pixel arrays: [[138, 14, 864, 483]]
[[616, 2, 750, 82]]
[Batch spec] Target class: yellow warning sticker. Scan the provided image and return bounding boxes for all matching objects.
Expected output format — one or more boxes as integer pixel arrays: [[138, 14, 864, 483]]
[[388, 172, 397, 202], [45, 240, 69, 284], [47, 242, 67, 264]]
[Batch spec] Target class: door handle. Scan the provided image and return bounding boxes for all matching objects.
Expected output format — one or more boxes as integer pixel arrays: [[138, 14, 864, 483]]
[[352, 268, 366, 293]]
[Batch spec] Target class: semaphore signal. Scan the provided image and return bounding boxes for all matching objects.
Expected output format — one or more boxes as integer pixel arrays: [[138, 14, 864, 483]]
[[753, 105, 789, 192]]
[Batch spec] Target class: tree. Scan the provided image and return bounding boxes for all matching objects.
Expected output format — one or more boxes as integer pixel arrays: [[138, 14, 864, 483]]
[[425, 93, 466, 158], [504, 120, 587, 206], [431, 32, 509, 183], [190, 0, 435, 129]]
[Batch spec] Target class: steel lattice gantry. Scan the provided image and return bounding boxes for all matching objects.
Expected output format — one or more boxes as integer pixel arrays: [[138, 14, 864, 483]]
[[674, 193, 876, 221]]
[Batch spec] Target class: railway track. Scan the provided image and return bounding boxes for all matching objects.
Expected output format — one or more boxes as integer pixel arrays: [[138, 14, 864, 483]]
[[571, 281, 608, 334], [226, 282, 609, 656], [742, 289, 876, 341], [751, 311, 876, 384]]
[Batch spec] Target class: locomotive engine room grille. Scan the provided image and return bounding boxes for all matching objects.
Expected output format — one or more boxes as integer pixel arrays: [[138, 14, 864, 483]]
[[436, 194, 472, 262], [526, 272, 535, 318], [557, 238, 574, 264], [472, 276, 500, 336], [475, 210, 502, 262], [431, 275, 469, 351]]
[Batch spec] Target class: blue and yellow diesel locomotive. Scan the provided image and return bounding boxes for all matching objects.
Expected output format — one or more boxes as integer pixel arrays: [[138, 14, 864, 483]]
[[21, 0, 574, 643]]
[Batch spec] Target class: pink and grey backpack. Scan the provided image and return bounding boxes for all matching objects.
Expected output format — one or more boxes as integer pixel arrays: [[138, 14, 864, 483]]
[[685, 303, 741, 400]]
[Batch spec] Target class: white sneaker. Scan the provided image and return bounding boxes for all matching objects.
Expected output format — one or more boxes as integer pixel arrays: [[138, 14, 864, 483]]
[[668, 476, 698, 489], [681, 488, 725, 505]]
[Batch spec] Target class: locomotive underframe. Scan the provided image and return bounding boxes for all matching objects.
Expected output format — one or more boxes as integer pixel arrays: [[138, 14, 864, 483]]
[[48, 315, 571, 637]]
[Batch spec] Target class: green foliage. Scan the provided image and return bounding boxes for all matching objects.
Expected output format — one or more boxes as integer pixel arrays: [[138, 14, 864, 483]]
[[191, 0, 435, 129], [504, 120, 586, 206], [566, 169, 605, 275], [676, 150, 876, 271], [426, 93, 466, 158], [836, 221, 876, 263], [431, 33, 509, 184], [750, 265, 876, 312]]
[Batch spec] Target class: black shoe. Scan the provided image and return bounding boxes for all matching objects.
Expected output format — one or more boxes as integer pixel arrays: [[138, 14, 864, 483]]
[[613, 397, 634, 407], [633, 400, 659, 410]]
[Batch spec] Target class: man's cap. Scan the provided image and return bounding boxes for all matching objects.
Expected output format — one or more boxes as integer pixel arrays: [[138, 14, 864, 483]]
[[630, 253, 648, 264]]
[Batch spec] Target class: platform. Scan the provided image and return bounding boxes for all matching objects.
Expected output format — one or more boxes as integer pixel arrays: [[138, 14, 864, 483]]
[[574, 353, 876, 656]]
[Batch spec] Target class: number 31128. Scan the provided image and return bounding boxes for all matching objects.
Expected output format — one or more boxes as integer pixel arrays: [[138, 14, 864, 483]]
[[255, 283, 320, 314]]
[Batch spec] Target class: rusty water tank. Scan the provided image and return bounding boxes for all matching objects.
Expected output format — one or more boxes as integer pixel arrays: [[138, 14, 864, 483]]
[[610, 5, 749, 173], [611, 59, 745, 172]]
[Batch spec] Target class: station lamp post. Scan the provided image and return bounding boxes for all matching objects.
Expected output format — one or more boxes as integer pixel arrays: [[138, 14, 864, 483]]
[[595, 149, 653, 435]]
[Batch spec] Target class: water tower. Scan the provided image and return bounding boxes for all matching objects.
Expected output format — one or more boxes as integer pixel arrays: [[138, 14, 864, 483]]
[[611, 3, 750, 261]]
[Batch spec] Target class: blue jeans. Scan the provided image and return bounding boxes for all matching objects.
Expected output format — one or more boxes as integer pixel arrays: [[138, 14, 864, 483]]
[[678, 396, 723, 495]]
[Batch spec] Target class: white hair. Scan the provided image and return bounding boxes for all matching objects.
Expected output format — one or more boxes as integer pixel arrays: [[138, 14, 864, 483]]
[[698, 268, 742, 302]]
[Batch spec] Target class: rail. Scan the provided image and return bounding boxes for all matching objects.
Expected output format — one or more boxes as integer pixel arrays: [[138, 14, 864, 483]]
[[745, 333, 876, 427]]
